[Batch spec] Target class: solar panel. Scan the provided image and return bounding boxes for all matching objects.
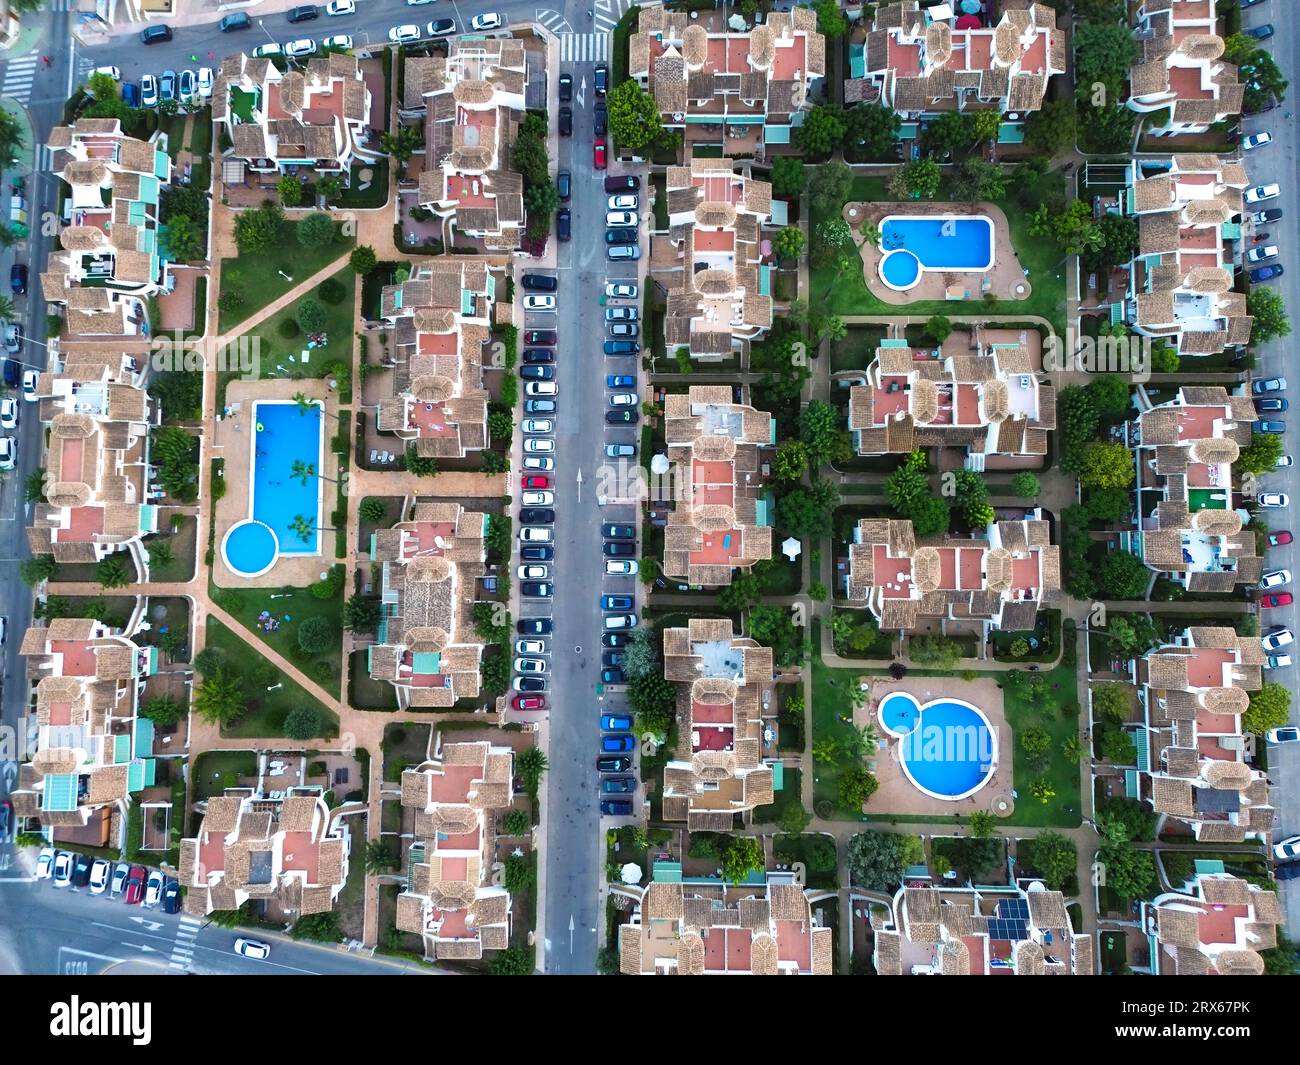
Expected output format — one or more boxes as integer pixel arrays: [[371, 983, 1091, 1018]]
[[988, 898, 1029, 941]]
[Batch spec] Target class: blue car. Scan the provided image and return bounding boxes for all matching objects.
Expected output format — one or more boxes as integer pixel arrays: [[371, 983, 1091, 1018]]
[[600, 799, 633, 816], [601, 733, 635, 753], [600, 776, 636, 794], [600, 594, 634, 610], [1255, 420, 1286, 434], [1244, 23, 1274, 39], [607, 374, 635, 388], [601, 713, 632, 731], [1250, 264, 1284, 284], [122, 82, 141, 108]]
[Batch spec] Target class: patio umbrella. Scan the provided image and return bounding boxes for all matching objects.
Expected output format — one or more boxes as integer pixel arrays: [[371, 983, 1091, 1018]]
[[781, 536, 801, 560], [620, 862, 643, 885], [650, 453, 671, 476]]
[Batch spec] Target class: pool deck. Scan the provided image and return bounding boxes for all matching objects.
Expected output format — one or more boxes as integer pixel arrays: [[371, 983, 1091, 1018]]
[[852, 674, 1015, 819], [842, 200, 1033, 307], [212, 377, 342, 588]]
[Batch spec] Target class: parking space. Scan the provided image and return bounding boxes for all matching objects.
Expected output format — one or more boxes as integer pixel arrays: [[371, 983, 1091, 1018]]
[[33, 846, 181, 913]]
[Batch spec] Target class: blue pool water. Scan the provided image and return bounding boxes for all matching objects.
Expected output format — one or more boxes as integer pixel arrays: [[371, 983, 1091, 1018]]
[[880, 215, 994, 270], [878, 691, 996, 800], [224, 520, 278, 576], [253, 401, 323, 555], [881, 250, 921, 289]]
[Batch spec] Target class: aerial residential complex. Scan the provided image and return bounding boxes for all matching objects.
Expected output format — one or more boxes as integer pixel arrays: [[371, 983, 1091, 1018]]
[[0, 0, 1296, 998]]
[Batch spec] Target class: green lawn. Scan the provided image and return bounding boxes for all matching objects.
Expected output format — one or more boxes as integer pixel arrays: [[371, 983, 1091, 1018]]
[[349, 649, 399, 710], [218, 223, 356, 331], [203, 616, 340, 739], [149, 515, 197, 582], [809, 177, 1068, 335], [382, 722, 432, 780], [340, 158, 390, 209], [771, 830, 839, 890], [192, 750, 258, 800], [753, 767, 804, 825]]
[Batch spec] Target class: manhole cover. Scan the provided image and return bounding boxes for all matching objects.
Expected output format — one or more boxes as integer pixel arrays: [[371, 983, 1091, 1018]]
[[574, 645, 582, 654]]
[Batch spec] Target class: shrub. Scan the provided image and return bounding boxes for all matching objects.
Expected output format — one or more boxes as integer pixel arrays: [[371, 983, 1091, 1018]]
[[296, 297, 327, 334], [319, 277, 347, 305], [296, 616, 337, 654], [277, 317, 301, 339], [284, 706, 323, 740]]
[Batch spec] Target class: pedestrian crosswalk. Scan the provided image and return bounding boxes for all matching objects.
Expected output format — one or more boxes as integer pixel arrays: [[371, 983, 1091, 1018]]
[[560, 33, 610, 63], [594, 0, 636, 34], [168, 914, 202, 972], [35, 144, 56, 172], [1, 53, 37, 105], [536, 8, 573, 35]]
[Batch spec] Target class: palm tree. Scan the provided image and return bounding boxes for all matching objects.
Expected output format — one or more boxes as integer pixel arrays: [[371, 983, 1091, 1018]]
[[289, 514, 334, 543], [194, 667, 245, 726], [290, 458, 336, 486]]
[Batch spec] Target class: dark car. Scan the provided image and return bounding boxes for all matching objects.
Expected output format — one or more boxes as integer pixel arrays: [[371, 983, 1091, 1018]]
[[519, 364, 555, 381], [602, 712, 633, 731], [121, 82, 141, 108], [1256, 398, 1290, 412], [558, 107, 573, 137], [594, 63, 608, 94], [557, 171, 571, 202], [602, 631, 630, 648], [1250, 264, 1284, 283], [218, 11, 251, 30], [1255, 420, 1286, 434], [604, 174, 640, 194], [556, 208, 571, 242], [525, 399, 557, 414], [140, 24, 173, 43], [159, 69, 176, 102], [123, 865, 147, 905], [601, 775, 635, 793], [0, 800, 9, 837], [71, 853, 93, 888], [601, 668, 626, 684], [601, 594, 634, 611], [1252, 208, 1284, 225], [517, 617, 554, 635], [1275, 861, 1300, 880], [603, 541, 636, 558], [601, 733, 635, 753], [514, 673, 547, 690], [605, 227, 638, 245], [524, 329, 557, 345], [521, 273, 558, 292], [520, 508, 556, 525], [601, 799, 633, 816], [10, 264, 27, 295], [1269, 530, 1294, 547], [522, 348, 555, 364], [604, 340, 639, 356], [597, 756, 631, 773], [602, 651, 625, 667], [594, 101, 607, 136], [559, 72, 572, 102], [3, 359, 18, 388], [520, 545, 554, 562], [287, 4, 319, 21], [606, 409, 639, 425], [160, 878, 181, 914], [1244, 23, 1275, 39], [603, 523, 635, 540]]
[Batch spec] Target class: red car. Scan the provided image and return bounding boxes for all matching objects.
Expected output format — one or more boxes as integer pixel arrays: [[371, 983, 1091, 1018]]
[[593, 138, 607, 170], [123, 864, 147, 905], [1263, 592, 1294, 608], [522, 474, 551, 490], [1270, 530, 1294, 547], [512, 694, 546, 712]]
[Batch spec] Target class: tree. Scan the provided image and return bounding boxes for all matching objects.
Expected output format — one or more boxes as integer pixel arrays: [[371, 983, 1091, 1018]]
[[773, 439, 808, 482], [292, 297, 326, 335], [908, 634, 963, 670], [1085, 486, 1133, 522], [794, 104, 846, 159], [359, 497, 387, 523], [342, 595, 380, 633], [811, 216, 854, 268], [1087, 374, 1132, 420], [778, 802, 812, 835], [776, 479, 838, 538], [799, 400, 840, 469], [1098, 842, 1157, 901], [968, 811, 997, 839], [277, 174, 304, 206], [511, 114, 549, 187], [164, 214, 205, 262], [772, 225, 805, 262], [807, 160, 854, 217], [1244, 682, 1291, 736], [842, 103, 901, 160], [1083, 213, 1139, 274], [628, 673, 676, 736], [813, 0, 846, 38], [907, 494, 951, 537], [769, 156, 806, 198], [1248, 288, 1291, 345], [96, 554, 132, 589], [887, 157, 941, 200], [297, 616, 337, 655], [363, 838, 398, 874], [1095, 552, 1149, 600], [839, 767, 879, 809], [748, 605, 808, 668], [1073, 22, 1138, 104], [1079, 442, 1135, 489], [284, 706, 323, 740], [523, 179, 559, 221], [925, 314, 952, 345], [923, 111, 1000, 157], [379, 123, 421, 162], [405, 447, 438, 476], [517, 746, 549, 800], [621, 627, 660, 681], [350, 245, 377, 275], [1224, 35, 1289, 111], [1100, 727, 1137, 764], [504, 853, 535, 894], [1010, 472, 1041, 499], [297, 212, 338, 249], [141, 696, 185, 726], [1096, 795, 1157, 843], [1025, 831, 1076, 891], [884, 450, 929, 511], [1021, 726, 1052, 770], [718, 568, 763, 612], [720, 836, 765, 882], [233, 202, 284, 255], [489, 945, 535, 975], [316, 175, 344, 204], [1101, 615, 1159, 658], [1237, 431, 1285, 476], [606, 79, 664, 153], [1023, 97, 1077, 157], [1030, 199, 1102, 257], [1078, 103, 1136, 154], [846, 830, 919, 892], [194, 667, 245, 726], [1091, 682, 1133, 725]]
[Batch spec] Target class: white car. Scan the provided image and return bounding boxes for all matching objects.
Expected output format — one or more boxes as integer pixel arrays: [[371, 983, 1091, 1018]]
[[388, 23, 421, 43], [1245, 183, 1281, 204], [0, 397, 17, 430], [606, 210, 637, 227], [1261, 570, 1292, 589], [470, 12, 503, 30], [0, 437, 16, 472], [514, 657, 548, 674], [1259, 492, 1290, 508], [1274, 835, 1300, 861], [1267, 726, 1300, 744], [1278, 455, 1295, 468], [144, 869, 164, 907], [603, 613, 637, 630], [516, 565, 549, 581], [608, 194, 638, 211], [1248, 245, 1280, 263], [523, 437, 555, 453], [519, 526, 552, 543], [1242, 132, 1273, 151], [407, 0, 436, 5], [515, 639, 547, 656], [35, 848, 55, 880], [523, 294, 556, 311], [94, 65, 121, 81], [525, 381, 558, 398], [52, 851, 73, 887], [521, 490, 554, 506], [522, 456, 554, 472], [252, 42, 283, 58], [110, 862, 129, 896], [285, 38, 318, 58], [326, 0, 356, 13], [88, 859, 111, 895], [197, 66, 214, 98], [22, 369, 38, 401], [605, 282, 638, 299], [605, 560, 636, 575], [608, 392, 637, 407], [1266, 653, 1294, 670], [322, 34, 353, 50], [1262, 628, 1295, 652], [521, 419, 553, 435], [234, 938, 271, 960]]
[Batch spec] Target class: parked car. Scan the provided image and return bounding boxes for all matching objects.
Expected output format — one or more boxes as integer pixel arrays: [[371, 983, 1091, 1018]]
[[600, 595, 634, 611], [1248, 245, 1281, 263], [109, 862, 128, 896], [602, 651, 627, 668], [160, 878, 181, 914], [605, 227, 638, 245], [287, 4, 319, 21], [53, 852, 74, 887], [88, 859, 111, 895], [71, 853, 93, 888], [597, 756, 631, 773], [1274, 836, 1300, 861], [593, 139, 607, 169], [603, 613, 636, 630], [559, 72, 572, 102], [515, 638, 547, 656], [470, 13, 504, 31], [1261, 569, 1291, 589], [605, 442, 635, 458], [603, 523, 635, 540], [520, 507, 555, 524], [1254, 420, 1286, 434], [122, 82, 142, 107], [1242, 131, 1273, 150], [123, 865, 147, 904], [1250, 264, 1284, 283], [520, 487, 554, 503], [557, 171, 571, 202], [522, 348, 554, 365], [514, 656, 548, 674], [1251, 208, 1284, 225], [607, 245, 640, 261], [601, 713, 633, 731], [1266, 726, 1300, 744], [602, 632, 630, 648], [594, 63, 608, 94], [556, 208, 572, 242], [523, 294, 557, 311], [522, 474, 551, 490], [608, 392, 637, 407], [603, 541, 636, 558], [177, 68, 196, 102], [1275, 861, 1300, 879], [1259, 492, 1290, 508], [517, 617, 553, 635], [524, 382, 558, 399], [604, 339, 639, 355], [522, 456, 554, 472], [608, 323, 639, 339], [251, 42, 283, 58], [427, 17, 456, 37], [158, 70, 177, 103], [512, 694, 546, 711], [516, 565, 549, 582], [140, 24, 173, 43], [513, 675, 546, 692], [1278, 455, 1294, 468], [144, 870, 164, 907], [520, 364, 554, 381], [1261, 592, 1294, 608], [219, 12, 252, 30], [322, 34, 354, 50], [601, 799, 633, 816], [1262, 626, 1295, 651], [606, 375, 635, 388], [601, 668, 626, 684], [521, 273, 558, 292], [601, 775, 635, 793], [520, 545, 553, 562], [558, 106, 572, 137], [1256, 397, 1289, 412], [1244, 22, 1274, 40], [605, 280, 637, 298], [606, 210, 636, 228], [140, 74, 159, 107], [22, 370, 38, 402], [600, 734, 635, 752], [594, 101, 607, 136], [1246, 183, 1281, 203], [197, 67, 214, 98], [234, 938, 271, 960], [1269, 530, 1294, 546], [1266, 653, 1294, 670], [605, 560, 635, 575], [36, 848, 54, 879], [524, 329, 557, 345], [1253, 377, 1287, 394], [2, 322, 20, 355], [523, 431, 556, 449], [606, 409, 638, 425], [604, 175, 639, 193], [326, 0, 355, 14], [388, 24, 421, 43], [605, 306, 638, 322]]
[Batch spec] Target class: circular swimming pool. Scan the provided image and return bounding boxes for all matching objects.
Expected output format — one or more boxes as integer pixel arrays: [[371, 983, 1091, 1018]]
[[878, 691, 997, 800], [879, 249, 921, 290], [222, 519, 279, 579]]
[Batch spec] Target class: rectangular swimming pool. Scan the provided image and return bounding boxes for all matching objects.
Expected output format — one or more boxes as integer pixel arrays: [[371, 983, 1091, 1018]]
[[880, 215, 994, 270], [252, 401, 324, 555]]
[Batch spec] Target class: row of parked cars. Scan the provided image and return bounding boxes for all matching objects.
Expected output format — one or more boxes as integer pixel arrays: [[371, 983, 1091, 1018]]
[[598, 712, 636, 816], [35, 848, 180, 911]]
